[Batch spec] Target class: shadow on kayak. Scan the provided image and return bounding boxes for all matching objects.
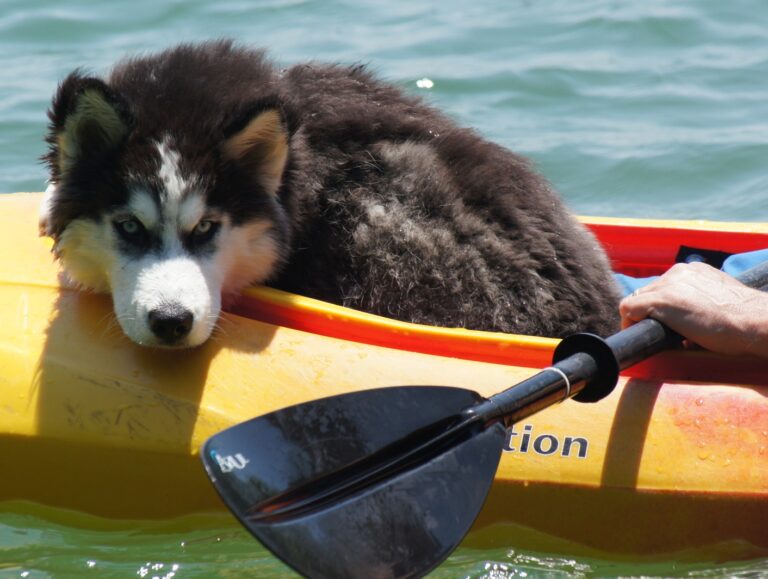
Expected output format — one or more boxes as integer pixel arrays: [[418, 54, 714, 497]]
[[25, 288, 277, 517], [600, 378, 662, 489]]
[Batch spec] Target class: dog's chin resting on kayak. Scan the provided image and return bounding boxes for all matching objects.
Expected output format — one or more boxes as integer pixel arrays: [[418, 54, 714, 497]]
[[39, 40, 620, 349]]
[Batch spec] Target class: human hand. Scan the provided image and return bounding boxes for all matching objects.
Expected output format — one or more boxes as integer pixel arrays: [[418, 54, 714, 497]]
[[619, 262, 768, 357]]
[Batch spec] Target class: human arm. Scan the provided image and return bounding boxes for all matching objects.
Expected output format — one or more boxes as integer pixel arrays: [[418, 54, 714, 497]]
[[619, 261, 768, 357]]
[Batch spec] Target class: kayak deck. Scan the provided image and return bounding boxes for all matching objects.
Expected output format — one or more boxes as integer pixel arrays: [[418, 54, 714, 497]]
[[1, 193, 767, 556]]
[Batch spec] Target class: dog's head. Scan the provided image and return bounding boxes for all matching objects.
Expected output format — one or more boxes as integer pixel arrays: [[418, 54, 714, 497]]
[[41, 70, 292, 348]]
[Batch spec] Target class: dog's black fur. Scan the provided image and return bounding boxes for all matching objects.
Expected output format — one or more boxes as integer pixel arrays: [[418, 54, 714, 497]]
[[45, 40, 620, 337]]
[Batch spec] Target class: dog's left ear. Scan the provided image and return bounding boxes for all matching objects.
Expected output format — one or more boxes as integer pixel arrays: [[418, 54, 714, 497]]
[[222, 108, 289, 196]]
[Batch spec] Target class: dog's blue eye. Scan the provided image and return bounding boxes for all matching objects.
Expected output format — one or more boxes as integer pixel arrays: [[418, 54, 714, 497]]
[[121, 220, 139, 234], [190, 220, 220, 245], [194, 220, 213, 235], [113, 218, 146, 242]]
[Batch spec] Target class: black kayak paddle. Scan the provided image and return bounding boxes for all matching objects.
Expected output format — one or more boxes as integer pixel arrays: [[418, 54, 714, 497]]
[[201, 261, 768, 579]]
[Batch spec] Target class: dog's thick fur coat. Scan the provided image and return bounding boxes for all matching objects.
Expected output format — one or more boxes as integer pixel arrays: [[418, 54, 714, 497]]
[[43, 41, 619, 346]]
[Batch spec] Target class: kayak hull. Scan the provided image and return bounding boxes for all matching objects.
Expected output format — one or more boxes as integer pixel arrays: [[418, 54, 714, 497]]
[[1, 193, 767, 556]]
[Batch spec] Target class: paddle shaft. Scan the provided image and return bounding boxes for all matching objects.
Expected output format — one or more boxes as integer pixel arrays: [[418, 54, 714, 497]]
[[470, 259, 768, 427]]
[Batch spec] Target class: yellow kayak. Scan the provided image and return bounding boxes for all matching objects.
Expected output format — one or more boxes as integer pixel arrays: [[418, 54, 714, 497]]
[[1, 192, 767, 556]]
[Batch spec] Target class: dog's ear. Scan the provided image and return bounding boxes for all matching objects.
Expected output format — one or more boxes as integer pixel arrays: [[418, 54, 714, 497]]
[[45, 71, 131, 181], [222, 107, 289, 196]]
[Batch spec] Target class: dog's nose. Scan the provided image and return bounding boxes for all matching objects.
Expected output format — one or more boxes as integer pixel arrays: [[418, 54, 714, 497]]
[[148, 306, 194, 344]]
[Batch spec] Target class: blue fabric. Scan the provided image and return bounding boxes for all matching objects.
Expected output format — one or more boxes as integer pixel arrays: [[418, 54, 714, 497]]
[[721, 247, 768, 276], [614, 248, 768, 297], [614, 273, 659, 297]]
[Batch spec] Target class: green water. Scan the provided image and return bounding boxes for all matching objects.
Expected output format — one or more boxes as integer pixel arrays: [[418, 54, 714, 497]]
[[2, 504, 766, 579], [1, 0, 767, 576]]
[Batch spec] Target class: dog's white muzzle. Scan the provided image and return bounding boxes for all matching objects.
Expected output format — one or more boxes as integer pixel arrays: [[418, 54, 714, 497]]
[[111, 255, 221, 348]]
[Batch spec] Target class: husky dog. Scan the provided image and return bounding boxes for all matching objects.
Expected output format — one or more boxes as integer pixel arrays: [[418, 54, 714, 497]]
[[41, 41, 620, 348]]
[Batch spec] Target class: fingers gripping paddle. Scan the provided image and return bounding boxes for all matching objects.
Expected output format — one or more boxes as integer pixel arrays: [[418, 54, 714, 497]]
[[201, 261, 768, 579]]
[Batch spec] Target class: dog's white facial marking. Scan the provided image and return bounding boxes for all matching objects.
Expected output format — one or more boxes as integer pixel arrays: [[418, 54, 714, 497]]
[[127, 188, 161, 230], [154, 140, 208, 232], [156, 139, 196, 228], [178, 192, 207, 232], [157, 140, 187, 202]]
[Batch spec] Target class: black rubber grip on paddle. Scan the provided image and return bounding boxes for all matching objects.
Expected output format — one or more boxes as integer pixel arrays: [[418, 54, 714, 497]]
[[553, 320, 682, 403]]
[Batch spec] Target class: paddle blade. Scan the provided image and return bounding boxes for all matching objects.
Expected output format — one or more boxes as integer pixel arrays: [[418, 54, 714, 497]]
[[201, 386, 506, 578]]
